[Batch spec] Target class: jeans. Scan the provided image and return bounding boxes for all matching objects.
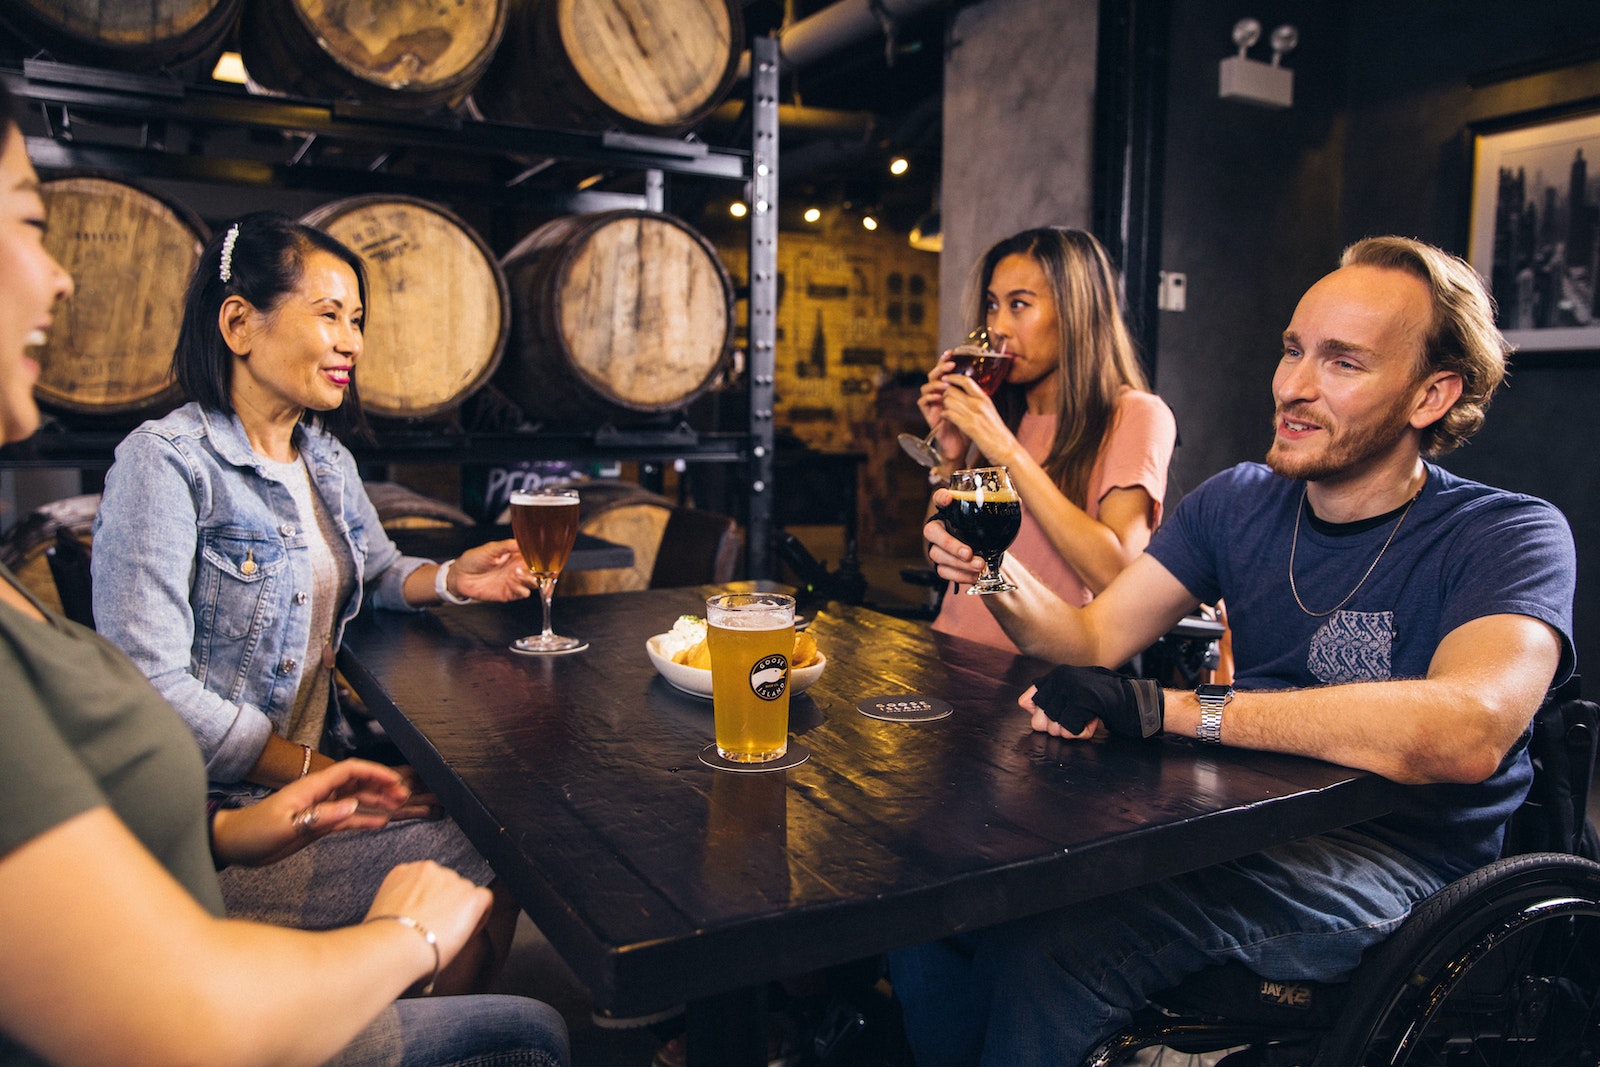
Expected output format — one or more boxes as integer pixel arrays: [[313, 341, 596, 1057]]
[[328, 994, 571, 1067], [888, 828, 1446, 1067]]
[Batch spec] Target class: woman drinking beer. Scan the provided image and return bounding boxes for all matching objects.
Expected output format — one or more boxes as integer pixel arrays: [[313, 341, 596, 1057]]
[[917, 226, 1176, 651], [91, 212, 535, 988]]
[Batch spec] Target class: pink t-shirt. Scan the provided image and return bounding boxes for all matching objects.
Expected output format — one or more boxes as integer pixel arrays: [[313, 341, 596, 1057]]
[[931, 389, 1176, 653]]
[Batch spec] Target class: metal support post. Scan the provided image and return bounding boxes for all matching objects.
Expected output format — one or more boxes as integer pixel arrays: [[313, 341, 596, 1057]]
[[746, 36, 780, 580]]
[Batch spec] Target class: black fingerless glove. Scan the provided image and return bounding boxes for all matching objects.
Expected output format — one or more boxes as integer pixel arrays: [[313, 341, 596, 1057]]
[[1030, 665, 1165, 740]]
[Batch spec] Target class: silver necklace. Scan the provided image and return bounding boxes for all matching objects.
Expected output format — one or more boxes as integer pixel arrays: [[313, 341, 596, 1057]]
[[1288, 486, 1419, 618]]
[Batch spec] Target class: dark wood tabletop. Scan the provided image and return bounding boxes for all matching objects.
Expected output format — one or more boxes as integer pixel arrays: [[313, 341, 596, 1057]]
[[337, 585, 1397, 1063], [387, 525, 634, 572]]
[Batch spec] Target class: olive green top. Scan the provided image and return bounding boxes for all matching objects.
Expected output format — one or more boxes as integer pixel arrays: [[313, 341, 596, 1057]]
[[1, 563, 223, 1066]]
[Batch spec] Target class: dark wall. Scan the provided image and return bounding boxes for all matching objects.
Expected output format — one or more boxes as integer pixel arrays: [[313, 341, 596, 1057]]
[[1337, 0, 1600, 688], [1157, 0, 1600, 684], [1154, 1, 1351, 500]]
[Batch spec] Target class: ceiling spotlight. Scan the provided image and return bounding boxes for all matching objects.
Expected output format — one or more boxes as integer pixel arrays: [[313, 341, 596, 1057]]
[[729, 201, 748, 218], [862, 215, 879, 231], [889, 156, 909, 176], [803, 207, 821, 223], [212, 51, 247, 84]]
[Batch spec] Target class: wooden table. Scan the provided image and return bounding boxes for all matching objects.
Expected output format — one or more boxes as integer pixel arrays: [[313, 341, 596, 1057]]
[[388, 526, 634, 572], [338, 585, 1397, 1066]]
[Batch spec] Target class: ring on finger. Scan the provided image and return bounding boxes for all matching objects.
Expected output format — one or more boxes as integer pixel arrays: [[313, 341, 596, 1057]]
[[292, 806, 321, 836]]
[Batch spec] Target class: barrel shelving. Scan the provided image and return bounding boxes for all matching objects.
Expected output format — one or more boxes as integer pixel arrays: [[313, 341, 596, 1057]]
[[0, 35, 782, 576]]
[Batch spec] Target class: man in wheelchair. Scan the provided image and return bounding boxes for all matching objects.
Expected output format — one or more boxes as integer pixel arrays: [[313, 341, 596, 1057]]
[[898, 236, 1579, 1066]]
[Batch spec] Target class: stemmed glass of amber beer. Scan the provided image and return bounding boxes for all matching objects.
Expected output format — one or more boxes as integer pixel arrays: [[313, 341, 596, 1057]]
[[706, 592, 795, 763], [509, 487, 584, 654], [938, 467, 1022, 594]]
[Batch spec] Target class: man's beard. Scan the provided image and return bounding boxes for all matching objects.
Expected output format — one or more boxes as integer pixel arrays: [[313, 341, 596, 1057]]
[[1265, 391, 1416, 482]]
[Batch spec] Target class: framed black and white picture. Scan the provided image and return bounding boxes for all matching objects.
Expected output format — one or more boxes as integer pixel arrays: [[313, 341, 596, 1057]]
[[1469, 107, 1600, 352]]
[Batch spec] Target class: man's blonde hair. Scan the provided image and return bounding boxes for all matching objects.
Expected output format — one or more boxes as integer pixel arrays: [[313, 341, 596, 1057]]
[[1340, 236, 1509, 456]]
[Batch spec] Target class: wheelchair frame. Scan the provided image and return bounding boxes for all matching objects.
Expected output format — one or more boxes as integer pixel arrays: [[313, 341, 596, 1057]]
[[1084, 689, 1600, 1067]]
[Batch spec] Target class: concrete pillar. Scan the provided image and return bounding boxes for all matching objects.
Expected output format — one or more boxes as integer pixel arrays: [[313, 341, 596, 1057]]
[[939, 0, 1100, 345]]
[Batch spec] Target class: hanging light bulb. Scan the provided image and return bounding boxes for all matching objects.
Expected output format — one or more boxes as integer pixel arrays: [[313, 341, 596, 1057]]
[[861, 215, 879, 231], [803, 207, 821, 223], [889, 156, 909, 176], [729, 201, 748, 218]]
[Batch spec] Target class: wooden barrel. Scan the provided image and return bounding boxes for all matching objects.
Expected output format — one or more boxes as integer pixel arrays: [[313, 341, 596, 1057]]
[[35, 176, 203, 417], [473, 0, 743, 135], [239, 0, 507, 112], [0, 494, 99, 617], [497, 210, 733, 425], [0, 0, 242, 70], [301, 196, 508, 420], [365, 481, 476, 529]]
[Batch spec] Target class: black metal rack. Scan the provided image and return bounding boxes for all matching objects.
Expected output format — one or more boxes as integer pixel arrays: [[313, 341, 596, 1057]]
[[0, 36, 783, 576]]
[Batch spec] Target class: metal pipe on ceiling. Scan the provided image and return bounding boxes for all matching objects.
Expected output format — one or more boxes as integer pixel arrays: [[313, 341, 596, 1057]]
[[735, 0, 945, 80]]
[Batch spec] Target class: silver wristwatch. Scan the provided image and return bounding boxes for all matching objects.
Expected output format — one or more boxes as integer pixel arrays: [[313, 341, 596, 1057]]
[[1195, 683, 1233, 744]]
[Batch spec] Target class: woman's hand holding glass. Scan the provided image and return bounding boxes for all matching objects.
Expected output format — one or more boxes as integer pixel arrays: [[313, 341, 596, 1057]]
[[931, 369, 1019, 467], [924, 466, 1025, 595], [902, 328, 1013, 468], [448, 539, 540, 602]]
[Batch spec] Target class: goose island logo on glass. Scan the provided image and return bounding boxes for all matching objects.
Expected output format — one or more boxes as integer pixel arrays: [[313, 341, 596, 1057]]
[[706, 592, 795, 762]]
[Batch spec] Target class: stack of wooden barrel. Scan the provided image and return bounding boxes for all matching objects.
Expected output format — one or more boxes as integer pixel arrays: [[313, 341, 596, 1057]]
[[6, 0, 746, 428]]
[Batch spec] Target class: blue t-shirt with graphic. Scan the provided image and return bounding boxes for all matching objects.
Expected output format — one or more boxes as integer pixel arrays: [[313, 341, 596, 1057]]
[[1146, 461, 1576, 878]]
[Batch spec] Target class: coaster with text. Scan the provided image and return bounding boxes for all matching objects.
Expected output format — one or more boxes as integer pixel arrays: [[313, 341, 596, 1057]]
[[856, 695, 953, 722], [698, 743, 811, 773]]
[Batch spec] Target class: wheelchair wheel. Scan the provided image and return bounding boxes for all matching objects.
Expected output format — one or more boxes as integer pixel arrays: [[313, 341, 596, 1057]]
[[1312, 853, 1600, 1066]]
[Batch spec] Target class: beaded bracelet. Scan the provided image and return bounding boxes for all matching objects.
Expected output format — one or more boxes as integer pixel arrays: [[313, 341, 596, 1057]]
[[299, 743, 314, 779], [365, 914, 441, 994]]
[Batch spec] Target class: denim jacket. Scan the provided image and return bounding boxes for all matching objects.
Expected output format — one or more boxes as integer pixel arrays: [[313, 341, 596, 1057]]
[[92, 403, 426, 787]]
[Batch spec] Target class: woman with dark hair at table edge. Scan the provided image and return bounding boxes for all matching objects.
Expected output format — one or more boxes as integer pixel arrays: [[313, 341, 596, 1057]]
[[87, 204, 546, 981]]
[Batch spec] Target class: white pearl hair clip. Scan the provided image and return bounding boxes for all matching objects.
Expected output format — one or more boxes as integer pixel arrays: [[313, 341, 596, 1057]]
[[219, 223, 240, 283]]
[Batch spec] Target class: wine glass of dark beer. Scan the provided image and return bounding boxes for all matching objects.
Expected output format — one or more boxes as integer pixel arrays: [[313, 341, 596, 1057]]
[[898, 327, 1014, 468], [509, 488, 584, 654], [938, 466, 1022, 594]]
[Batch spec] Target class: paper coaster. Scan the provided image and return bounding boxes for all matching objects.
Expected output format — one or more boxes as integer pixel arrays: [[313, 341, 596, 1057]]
[[856, 695, 954, 722], [509, 641, 590, 656], [698, 743, 811, 772]]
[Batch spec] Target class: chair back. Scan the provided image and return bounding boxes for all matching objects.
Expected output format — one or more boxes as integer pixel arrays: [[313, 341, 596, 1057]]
[[648, 506, 740, 588], [45, 526, 96, 630]]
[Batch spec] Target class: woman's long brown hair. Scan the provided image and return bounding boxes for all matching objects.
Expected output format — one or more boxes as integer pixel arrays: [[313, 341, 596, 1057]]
[[965, 227, 1151, 508]]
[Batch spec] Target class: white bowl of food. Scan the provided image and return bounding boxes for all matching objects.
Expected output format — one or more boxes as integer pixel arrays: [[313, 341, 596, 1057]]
[[646, 616, 825, 700]]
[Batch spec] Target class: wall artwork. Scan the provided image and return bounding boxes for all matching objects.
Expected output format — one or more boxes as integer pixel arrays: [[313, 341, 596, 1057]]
[[1469, 107, 1600, 352]]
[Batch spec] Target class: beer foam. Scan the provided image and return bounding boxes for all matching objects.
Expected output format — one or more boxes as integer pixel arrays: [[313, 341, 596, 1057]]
[[509, 491, 577, 506], [946, 487, 1021, 504], [711, 610, 792, 631]]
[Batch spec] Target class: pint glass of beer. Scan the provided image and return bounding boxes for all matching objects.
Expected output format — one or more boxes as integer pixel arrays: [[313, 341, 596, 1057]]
[[705, 592, 795, 763]]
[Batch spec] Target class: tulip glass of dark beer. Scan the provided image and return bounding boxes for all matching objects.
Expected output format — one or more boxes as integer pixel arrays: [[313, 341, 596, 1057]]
[[509, 488, 583, 654], [706, 592, 795, 762], [939, 466, 1022, 594]]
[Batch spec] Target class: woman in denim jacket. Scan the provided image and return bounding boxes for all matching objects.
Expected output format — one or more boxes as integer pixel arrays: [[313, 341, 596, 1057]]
[[92, 213, 534, 990]]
